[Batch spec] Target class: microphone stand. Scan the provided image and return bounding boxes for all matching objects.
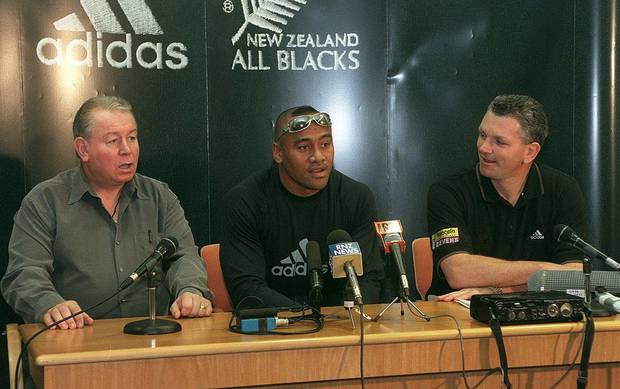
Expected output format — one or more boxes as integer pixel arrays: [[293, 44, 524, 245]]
[[577, 256, 595, 389], [124, 267, 182, 335], [373, 285, 429, 322], [343, 299, 357, 329], [342, 287, 373, 329]]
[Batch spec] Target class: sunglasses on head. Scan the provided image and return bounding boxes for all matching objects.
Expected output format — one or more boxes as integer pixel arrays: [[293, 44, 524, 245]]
[[276, 112, 332, 141]]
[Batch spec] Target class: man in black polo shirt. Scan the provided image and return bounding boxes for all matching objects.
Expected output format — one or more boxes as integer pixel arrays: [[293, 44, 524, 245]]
[[427, 95, 587, 300]]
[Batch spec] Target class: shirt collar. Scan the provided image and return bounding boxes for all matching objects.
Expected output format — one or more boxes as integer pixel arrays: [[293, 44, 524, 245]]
[[67, 166, 145, 204], [476, 162, 545, 203]]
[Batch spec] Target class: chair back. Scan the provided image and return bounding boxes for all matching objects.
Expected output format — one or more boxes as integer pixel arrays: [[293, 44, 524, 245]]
[[200, 244, 234, 312], [412, 237, 433, 299], [7, 323, 23, 389]]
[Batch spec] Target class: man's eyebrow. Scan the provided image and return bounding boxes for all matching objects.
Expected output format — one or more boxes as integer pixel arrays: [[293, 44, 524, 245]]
[[293, 132, 332, 145]]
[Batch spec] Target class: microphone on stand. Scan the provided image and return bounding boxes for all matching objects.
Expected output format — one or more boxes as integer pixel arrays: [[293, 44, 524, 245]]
[[372, 221, 429, 322], [553, 224, 620, 270], [327, 230, 364, 305], [374, 220, 409, 297], [123, 237, 182, 335], [120, 237, 179, 290]]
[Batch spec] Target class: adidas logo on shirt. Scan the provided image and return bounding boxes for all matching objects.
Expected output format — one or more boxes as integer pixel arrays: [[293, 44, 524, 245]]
[[271, 238, 309, 277], [530, 230, 545, 240]]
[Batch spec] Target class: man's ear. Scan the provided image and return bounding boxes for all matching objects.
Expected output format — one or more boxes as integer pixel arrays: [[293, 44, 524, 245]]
[[74, 137, 89, 162], [272, 141, 283, 164], [524, 142, 541, 164]]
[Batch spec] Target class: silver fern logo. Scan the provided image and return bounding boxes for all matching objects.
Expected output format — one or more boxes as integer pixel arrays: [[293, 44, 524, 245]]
[[36, 0, 189, 70], [226, 0, 361, 72], [231, 0, 307, 45]]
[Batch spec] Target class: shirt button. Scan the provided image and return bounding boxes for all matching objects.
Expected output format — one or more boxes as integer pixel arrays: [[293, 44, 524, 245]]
[[120, 298, 127, 303], [115, 241, 120, 245], [119, 267, 124, 272]]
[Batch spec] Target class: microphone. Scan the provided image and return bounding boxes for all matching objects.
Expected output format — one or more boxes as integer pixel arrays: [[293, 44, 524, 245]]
[[119, 237, 179, 289], [553, 224, 620, 270], [596, 291, 620, 313], [374, 220, 409, 297], [327, 230, 363, 305], [306, 241, 324, 308]]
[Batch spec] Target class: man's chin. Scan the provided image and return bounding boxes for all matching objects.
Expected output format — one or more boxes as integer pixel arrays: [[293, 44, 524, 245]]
[[115, 171, 136, 183], [478, 164, 496, 177], [302, 177, 327, 192]]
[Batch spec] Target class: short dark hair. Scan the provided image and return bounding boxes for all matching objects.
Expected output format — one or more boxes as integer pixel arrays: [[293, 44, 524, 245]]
[[73, 96, 133, 139], [273, 105, 319, 141], [488, 95, 548, 145]]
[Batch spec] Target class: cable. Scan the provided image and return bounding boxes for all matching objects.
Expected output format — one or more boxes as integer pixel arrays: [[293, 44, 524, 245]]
[[488, 308, 512, 389], [359, 304, 365, 389], [549, 312, 588, 388], [411, 306, 502, 389], [14, 286, 129, 389], [423, 307, 589, 389], [577, 311, 595, 389]]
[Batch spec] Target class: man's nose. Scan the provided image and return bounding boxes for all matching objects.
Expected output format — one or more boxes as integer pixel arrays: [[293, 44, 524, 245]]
[[311, 147, 326, 162], [478, 138, 491, 154], [118, 139, 131, 154]]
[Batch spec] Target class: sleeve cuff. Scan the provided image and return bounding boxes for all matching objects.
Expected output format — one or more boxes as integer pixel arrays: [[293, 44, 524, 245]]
[[177, 287, 215, 302], [33, 294, 66, 323]]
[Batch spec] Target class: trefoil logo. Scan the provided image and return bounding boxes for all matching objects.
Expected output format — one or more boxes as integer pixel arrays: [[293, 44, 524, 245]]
[[36, 0, 188, 70]]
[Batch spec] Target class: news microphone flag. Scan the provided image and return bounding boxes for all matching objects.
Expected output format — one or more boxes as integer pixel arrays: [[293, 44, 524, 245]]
[[328, 242, 363, 278], [374, 220, 406, 253]]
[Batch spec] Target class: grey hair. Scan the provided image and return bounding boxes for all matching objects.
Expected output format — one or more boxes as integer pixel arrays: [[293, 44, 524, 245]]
[[73, 96, 133, 138], [488, 95, 548, 145]]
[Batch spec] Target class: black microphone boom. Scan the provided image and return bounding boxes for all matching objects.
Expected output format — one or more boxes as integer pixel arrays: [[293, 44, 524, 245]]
[[553, 224, 620, 270], [326, 229, 353, 245], [120, 237, 179, 289], [306, 241, 324, 307]]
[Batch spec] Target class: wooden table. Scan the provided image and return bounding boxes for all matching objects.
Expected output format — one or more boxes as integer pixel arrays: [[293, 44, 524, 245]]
[[18, 302, 620, 388]]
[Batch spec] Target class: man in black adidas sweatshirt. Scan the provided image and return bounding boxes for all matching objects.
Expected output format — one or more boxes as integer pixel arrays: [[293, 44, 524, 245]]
[[220, 106, 384, 309]]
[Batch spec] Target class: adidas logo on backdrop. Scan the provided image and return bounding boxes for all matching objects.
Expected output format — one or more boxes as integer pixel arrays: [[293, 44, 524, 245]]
[[36, 0, 188, 70]]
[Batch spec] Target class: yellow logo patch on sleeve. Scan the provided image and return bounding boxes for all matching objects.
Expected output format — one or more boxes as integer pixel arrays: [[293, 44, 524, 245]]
[[431, 227, 460, 249]]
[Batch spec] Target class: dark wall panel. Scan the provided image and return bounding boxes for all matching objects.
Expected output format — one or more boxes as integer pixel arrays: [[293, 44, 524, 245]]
[[575, 0, 620, 261]]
